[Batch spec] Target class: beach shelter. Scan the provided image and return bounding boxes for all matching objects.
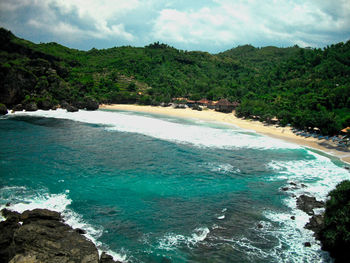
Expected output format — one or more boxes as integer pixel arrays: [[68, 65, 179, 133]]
[[215, 99, 235, 113], [341, 127, 350, 133]]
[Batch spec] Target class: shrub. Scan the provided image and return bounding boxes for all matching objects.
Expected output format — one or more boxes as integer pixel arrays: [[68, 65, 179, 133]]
[[321, 180, 350, 262]]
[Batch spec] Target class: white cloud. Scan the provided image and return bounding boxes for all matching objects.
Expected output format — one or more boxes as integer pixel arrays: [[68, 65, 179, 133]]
[[1, 0, 138, 42], [152, 0, 350, 48], [1, 0, 349, 51]]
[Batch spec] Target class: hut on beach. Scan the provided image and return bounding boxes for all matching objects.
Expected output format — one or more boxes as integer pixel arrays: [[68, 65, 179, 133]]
[[197, 99, 210, 106], [341, 127, 350, 134], [215, 99, 235, 113], [207, 100, 218, 109]]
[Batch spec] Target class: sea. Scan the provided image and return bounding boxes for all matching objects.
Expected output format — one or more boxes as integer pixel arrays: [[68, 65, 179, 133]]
[[0, 109, 349, 263]]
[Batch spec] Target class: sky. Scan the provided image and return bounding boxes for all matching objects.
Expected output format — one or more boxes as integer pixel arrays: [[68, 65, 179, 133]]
[[1, 0, 350, 53]]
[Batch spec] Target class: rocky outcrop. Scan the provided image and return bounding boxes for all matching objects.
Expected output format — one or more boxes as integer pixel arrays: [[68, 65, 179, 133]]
[[296, 194, 324, 215], [305, 214, 324, 240], [84, 98, 99, 111], [24, 102, 38, 112], [12, 104, 23, 112], [0, 103, 8, 115], [37, 99, 54, 110], [66, 105, 79, 112], [0, 208, 121, 263]]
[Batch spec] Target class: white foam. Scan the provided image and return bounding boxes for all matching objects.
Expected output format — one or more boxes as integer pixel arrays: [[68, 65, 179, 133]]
[[0, 190, 128, 262], [268, 150, 350, 201], [205, 162, 241, 174], [261, 150, 349, 262], [3, 192, 71, 213], [7, 109, 300, 150], [217, 215, 225, 220], [157, 227, 210, 251]]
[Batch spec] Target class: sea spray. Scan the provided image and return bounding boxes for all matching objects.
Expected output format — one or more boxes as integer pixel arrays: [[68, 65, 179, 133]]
[[6, 109, 300, 150]]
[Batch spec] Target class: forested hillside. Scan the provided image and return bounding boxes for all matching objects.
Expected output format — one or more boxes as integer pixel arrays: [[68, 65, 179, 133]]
[[1, 28, 349, 134]]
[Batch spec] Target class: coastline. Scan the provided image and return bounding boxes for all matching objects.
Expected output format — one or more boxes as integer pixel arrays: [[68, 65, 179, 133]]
[[100, 104, 350, 164]]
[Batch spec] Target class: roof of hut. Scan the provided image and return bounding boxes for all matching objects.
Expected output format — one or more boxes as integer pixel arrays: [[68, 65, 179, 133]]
[[197, 99, 210, 105], [341, 127, 350, 133], [216, 98, 233, 106]]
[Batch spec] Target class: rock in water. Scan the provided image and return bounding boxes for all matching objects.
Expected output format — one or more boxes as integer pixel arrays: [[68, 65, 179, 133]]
[[85, 98, 99, 111], [100, 252, 117, 263], [12, 104, 23, 112], [66, 105, 79, 112], [0, 103, 8, 115], [0, 208, 120, 263], [296, 195, 324, 215], [305, 214, 324, 240], [24, 102, 38, 112]]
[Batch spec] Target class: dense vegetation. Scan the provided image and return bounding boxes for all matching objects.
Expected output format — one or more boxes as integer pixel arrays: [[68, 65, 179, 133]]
[[1, 28, 349, 134], [321, 180, 350, 262]]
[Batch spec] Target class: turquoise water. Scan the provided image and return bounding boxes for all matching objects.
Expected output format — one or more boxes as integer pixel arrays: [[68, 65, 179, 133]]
[[0, 109, 349, 262]]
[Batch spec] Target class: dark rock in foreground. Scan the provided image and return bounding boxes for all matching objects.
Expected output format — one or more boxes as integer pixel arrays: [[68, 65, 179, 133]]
[[0, 103, 8, 115], [296, 194, 324, 215], [0, 208, 121, 263]]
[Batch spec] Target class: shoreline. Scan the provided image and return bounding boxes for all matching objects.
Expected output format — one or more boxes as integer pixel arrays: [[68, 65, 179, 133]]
[[100, 104, 350, 164]]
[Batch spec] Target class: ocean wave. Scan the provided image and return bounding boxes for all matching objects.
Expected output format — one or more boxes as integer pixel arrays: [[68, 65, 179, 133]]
[[157, 227, 210, 251], [0, 190, 128, 262], [261, 150, 349, 262], [267, 150, 349, 200], [205, 162, 241, 174], [7, 109, 300, 150]]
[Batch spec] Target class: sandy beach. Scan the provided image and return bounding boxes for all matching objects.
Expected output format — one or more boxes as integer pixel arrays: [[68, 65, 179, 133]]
[[100, 104, 350, 164]]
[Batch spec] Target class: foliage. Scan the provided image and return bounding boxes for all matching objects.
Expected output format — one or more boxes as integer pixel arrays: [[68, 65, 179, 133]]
[[321, 180, 350, 262], [0, 27, 349, 134]]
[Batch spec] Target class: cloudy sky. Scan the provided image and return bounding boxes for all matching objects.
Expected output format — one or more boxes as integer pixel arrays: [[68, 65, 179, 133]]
[[1, 0, 349, 53]]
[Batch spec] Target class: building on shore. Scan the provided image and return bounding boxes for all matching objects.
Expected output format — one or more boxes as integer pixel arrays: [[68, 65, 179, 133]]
[[215, 99, 236, 113]]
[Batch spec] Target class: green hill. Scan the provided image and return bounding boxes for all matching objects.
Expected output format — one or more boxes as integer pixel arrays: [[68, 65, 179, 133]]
[[1, 28, 349, 134]]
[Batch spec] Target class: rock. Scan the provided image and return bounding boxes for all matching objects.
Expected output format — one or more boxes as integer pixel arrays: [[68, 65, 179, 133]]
[[304, 242, 311, 247], [305, 214, 324, 239], [9, 253, 38, 263], [12, 104, 23, 112], [1, 209, 21, 222], [296, 195, 324, 215], [20, 209, 61, 222], [24, 102, 38, 112], [0, 209, 99, 263], [344, 166, 350, 170], [73, 101, 85, 109], [60, 101, 69, 109], [0, 103, 8, 115], [84, 98, 99, 111], [38, 100, 53, 110], [100, 252, 121, 263], [289, 182, 297, 186], [0, 216, 21, 262], [281, 187, 289, 191], [257, 223, 263, 229], [291, 216, 295, 220], [75, 228, 86, 234], [66, 105, 78, 112]]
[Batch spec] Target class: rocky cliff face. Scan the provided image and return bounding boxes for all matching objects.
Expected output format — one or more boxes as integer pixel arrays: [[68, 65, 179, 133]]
[[0, 208, 121, 263]]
